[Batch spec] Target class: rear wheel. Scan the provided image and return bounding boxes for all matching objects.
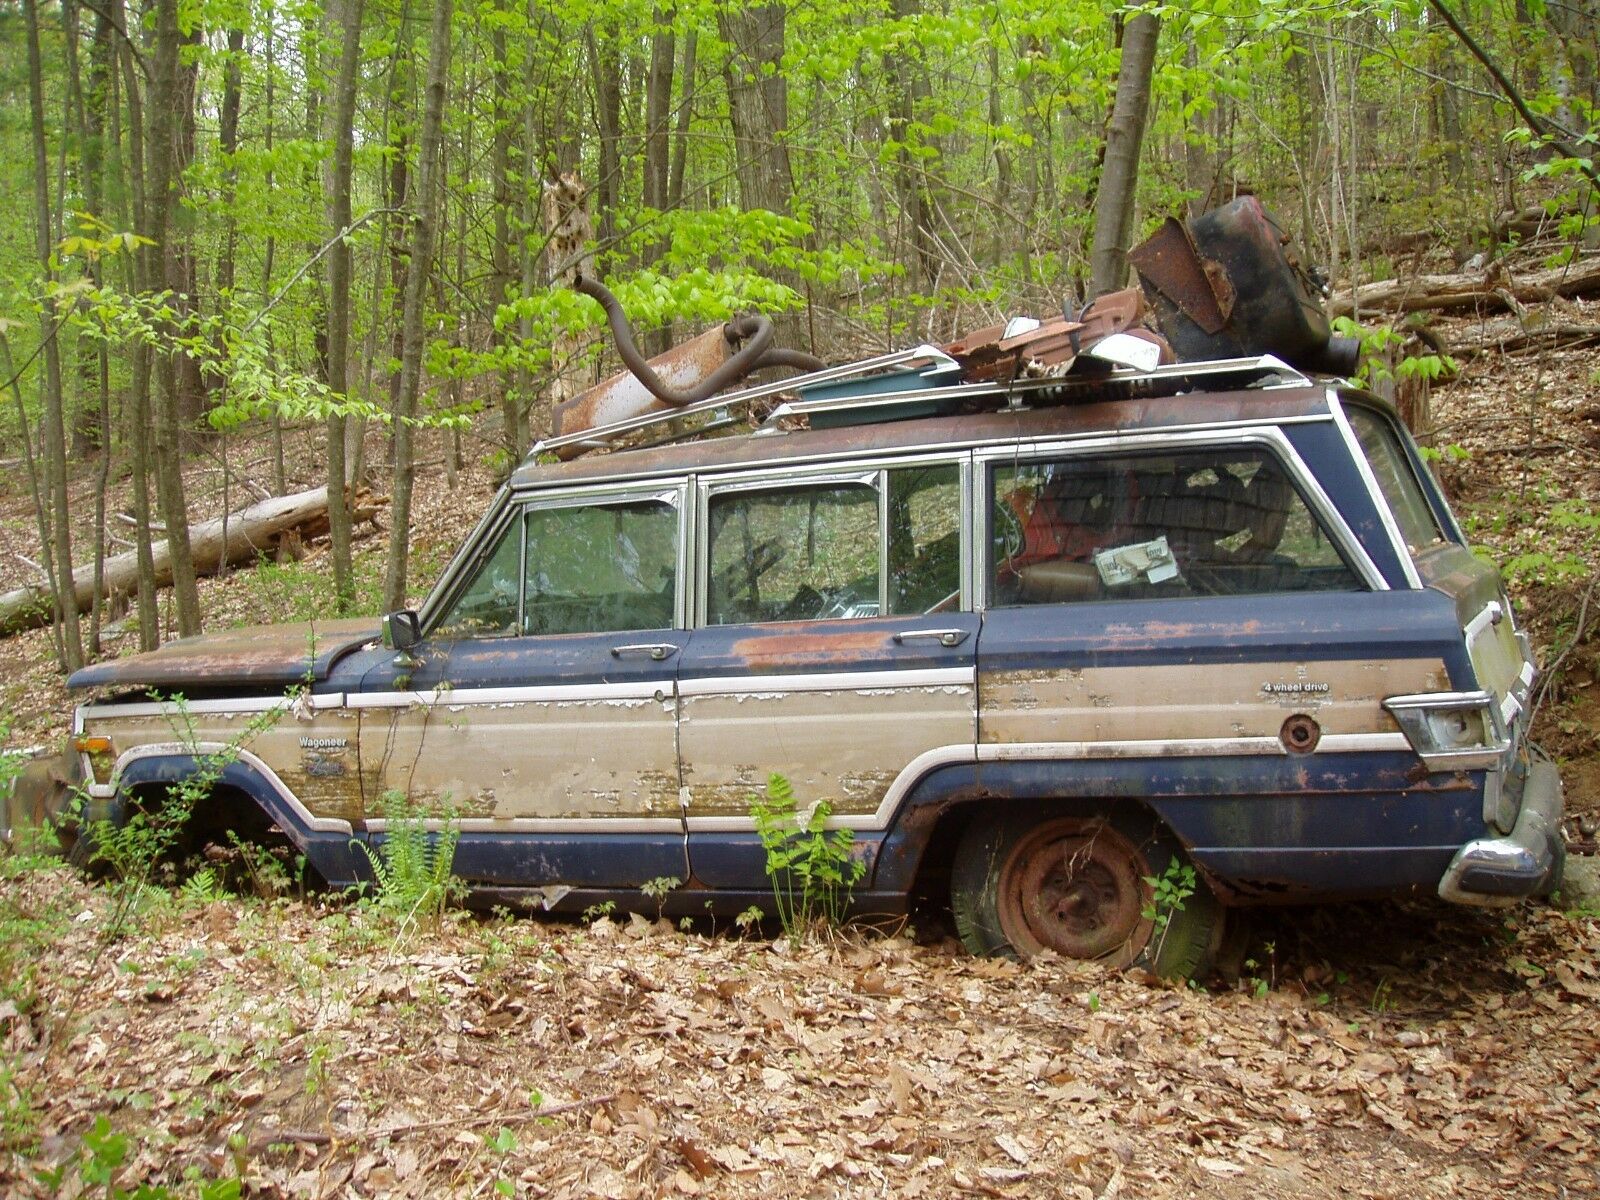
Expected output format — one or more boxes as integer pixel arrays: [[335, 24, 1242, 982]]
[[951, 808, 1221, 979]]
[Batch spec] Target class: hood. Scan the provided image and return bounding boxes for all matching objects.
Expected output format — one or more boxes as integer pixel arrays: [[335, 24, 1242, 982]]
[[67, 617, 381, 693]]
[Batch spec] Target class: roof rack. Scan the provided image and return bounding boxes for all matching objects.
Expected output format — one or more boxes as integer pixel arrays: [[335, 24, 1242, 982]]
[[764, 353, 1308, 429], [526, 349, 1309, 463], [527, 344, 955, 461]]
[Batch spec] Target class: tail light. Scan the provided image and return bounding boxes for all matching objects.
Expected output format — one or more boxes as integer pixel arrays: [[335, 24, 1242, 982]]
[[1382, 692, 1509, 770], [72, 734, 116, 785]]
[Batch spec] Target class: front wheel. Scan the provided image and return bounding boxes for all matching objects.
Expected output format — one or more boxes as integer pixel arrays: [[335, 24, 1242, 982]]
[[951, 808, 1221, 979]]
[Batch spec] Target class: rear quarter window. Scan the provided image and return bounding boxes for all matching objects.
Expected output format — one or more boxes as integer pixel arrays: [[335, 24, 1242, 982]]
[[990, 446, 1362, 604]]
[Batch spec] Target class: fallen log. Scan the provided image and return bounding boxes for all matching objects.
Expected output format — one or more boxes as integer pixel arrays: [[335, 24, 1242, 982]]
[[1330, 256, 1600, 318], [1450, 322, 1600, 360], [0, 485, 384, 638]]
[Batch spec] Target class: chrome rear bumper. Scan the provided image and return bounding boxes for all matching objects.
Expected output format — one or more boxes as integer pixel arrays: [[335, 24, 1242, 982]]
[[1439, 759, 1565, 906]]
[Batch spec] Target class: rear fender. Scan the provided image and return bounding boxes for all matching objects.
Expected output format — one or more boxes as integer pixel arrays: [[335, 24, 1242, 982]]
[[873, 752, 1486, 904]]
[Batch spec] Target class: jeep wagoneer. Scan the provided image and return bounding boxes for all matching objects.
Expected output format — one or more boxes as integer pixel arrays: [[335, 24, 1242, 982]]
[[56, 345, 1563, 978]]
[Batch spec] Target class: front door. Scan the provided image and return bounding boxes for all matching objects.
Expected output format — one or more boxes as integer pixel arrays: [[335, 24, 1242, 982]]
[[357, 486, 689, 888], [680, 461, 976, 887]]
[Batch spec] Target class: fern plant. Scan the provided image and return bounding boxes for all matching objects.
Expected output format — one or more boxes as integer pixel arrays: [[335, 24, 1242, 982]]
[[355, 791, 464, 936], [748, 774, 865, 946]]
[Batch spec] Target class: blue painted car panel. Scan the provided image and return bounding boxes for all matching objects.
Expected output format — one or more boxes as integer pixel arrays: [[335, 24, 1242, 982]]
[[974, 589, 1474, 683]]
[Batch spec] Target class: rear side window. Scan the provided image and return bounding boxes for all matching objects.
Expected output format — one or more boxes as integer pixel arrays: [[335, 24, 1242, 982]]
[[1344, 405, 1447, 555], [703, 463, 964, 625], [990, 447, 1361, 605], [706, 482, 881, 624]]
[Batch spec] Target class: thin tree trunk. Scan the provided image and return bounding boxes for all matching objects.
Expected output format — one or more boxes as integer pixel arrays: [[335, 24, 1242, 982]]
[[640, 8, 676, 352], [516, 19, 541, 438], [82, 2, 116, 654], [24, 0, 85, 671], [587, 25, 623, 259], [1090, 12, 1161, 296], [64, 0, 100, 463], [262, 18, 287, 497], [117, 0, 159, 651], [0, 332, 65, 669], [325, 0, 366, 614], [490, 16, 520, 464], [304, 17, 330, 386], [718, 5, 794, 214], [644, 9, 675, 219], [149, 0, 202, 638], [718, 5, 798, 340], [383, 46, 413, 432], [172, 15, 206, 424], [667, 29, 696, 210], [384, 0, 454, 612], [886, 0, 937, 291]]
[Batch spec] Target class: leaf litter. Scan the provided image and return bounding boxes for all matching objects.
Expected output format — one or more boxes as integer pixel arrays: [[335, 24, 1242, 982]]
[[1, 862, 1597, 1200]]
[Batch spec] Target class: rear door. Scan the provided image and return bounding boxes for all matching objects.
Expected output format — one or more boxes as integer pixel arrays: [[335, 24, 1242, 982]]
[[679, 459, 977, 886], [356, 484, 689, 888]]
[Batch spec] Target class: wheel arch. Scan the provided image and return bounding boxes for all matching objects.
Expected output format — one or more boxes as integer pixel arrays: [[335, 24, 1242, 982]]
[[871, 758, 1175, 902], [111, 749, 365, 885]]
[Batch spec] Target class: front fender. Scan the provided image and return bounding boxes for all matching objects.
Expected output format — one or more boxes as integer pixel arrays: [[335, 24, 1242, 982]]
[[112, 749, 367, 886]]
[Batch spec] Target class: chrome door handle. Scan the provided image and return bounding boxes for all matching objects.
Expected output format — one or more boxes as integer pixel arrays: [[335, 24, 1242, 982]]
[[893, 628, 970, 647], [610, 643, 677, 661]]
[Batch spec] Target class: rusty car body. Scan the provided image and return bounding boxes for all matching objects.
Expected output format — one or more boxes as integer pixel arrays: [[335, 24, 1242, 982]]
[[46, 200, 1563, 975]]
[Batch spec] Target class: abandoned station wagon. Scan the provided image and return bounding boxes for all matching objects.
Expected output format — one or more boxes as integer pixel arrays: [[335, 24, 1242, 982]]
[[59, 204, 1564, 978]]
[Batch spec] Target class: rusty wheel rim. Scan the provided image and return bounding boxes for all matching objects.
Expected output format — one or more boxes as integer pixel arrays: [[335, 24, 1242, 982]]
[[997, 819, 1155, 966]]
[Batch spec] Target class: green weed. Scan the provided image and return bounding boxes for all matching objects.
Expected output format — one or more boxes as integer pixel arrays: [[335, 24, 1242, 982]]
[[748, 773, 865, 946], [354, 790, 464, 936], [33, 1114, 242, 1198], [641, 874, 681, 921], [1141, 858, 1197, 970]]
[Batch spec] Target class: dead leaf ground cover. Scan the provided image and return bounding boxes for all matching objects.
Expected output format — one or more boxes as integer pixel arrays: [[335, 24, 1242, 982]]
[[1, 861, 1598, 1200], [0, 336, 1597, 1198]]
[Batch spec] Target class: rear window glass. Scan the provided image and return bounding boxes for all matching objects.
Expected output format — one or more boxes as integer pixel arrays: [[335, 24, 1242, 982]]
[[1344, 405, 1447, 555]]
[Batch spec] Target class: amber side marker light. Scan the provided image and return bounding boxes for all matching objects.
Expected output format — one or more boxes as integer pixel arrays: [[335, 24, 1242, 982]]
[[73, 735, 116, 784]]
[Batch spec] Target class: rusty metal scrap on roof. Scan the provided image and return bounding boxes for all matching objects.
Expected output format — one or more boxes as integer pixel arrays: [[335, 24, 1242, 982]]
[[545, 197, 1360, 459], [941, 288, 1168, 383]]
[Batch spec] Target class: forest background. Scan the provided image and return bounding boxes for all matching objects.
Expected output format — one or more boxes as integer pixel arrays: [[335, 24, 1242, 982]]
[[0, 0, 1596, 683]]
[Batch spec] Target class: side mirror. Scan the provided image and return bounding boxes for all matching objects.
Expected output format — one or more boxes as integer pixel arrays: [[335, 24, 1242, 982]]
[[382, 610, 422, 652]]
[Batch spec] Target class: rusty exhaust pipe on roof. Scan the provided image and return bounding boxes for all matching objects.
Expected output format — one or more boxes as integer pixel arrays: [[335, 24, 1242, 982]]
[[550, 277, 824, 450]]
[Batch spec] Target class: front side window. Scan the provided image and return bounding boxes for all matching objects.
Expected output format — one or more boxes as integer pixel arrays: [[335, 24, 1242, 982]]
[[991, 447, 1361, 605], [433, 495, 679, 638], [523, 498, 678, 634]]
